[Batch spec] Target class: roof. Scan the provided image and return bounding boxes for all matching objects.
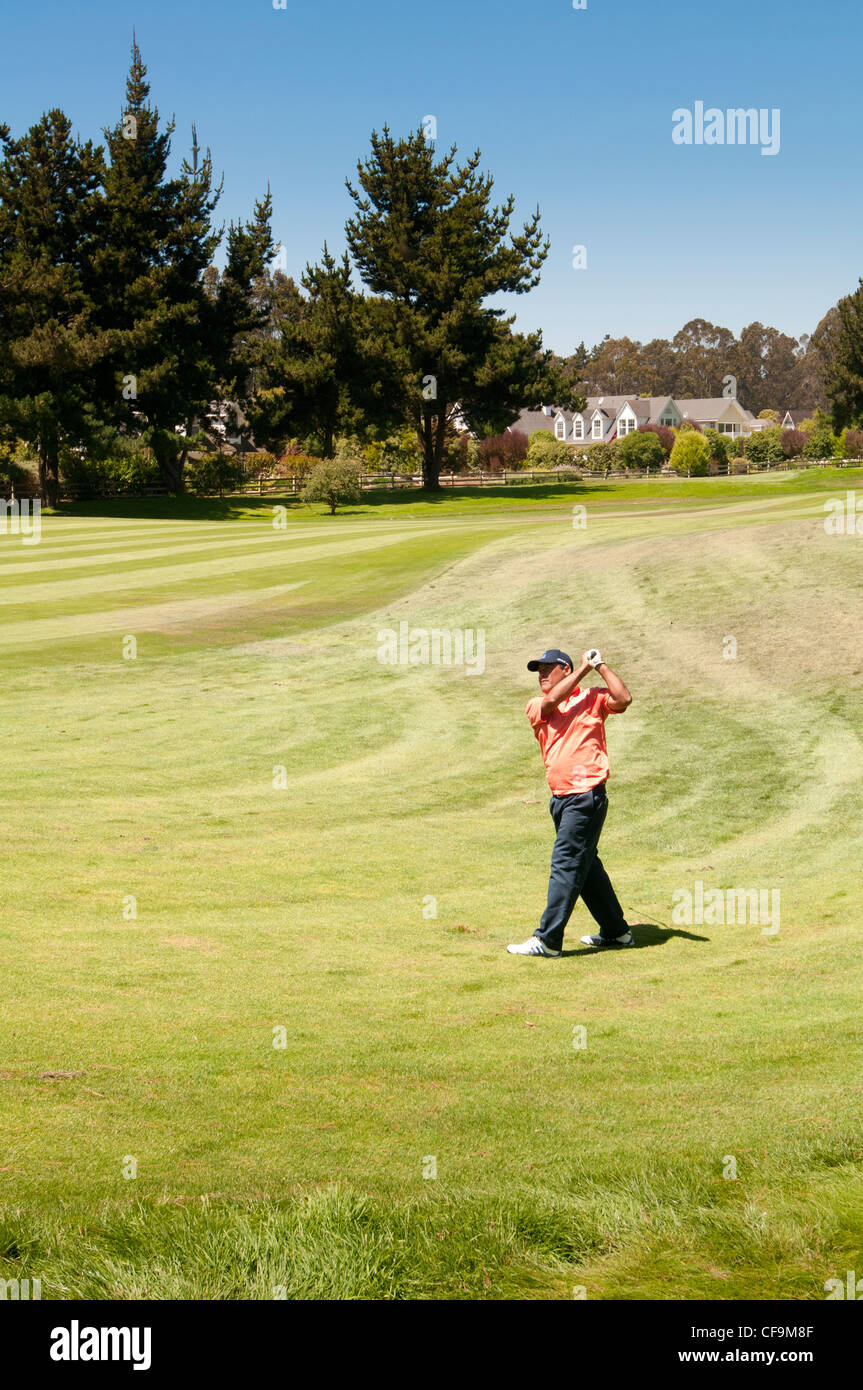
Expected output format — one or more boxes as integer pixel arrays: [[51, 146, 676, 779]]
[[509, 394, 784, 441], [510, 408, 559, 435], [675, 397, 750, 419]]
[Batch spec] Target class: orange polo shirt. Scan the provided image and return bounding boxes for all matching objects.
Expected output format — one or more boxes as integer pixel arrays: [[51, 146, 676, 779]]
[[526, 686, 617, 794]]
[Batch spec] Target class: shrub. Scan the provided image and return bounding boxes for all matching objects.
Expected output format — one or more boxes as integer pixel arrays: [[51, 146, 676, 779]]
[[730, 457, 749, 474], [676, 418, 702, 433], [0, 439, 31, 488], [797, 409, 840, 460], [525, 429, 572, 470], [803, 426, 840, 461], [703, 428, 729, 469], [302, 458, 363, 514], [365, 428, 423, 475], [59, 447, 161, 499], [280, 436, 324, 467], [444, 433, 480, 475], [479, 429, 529, 472], [462, 438, 481, 474], [275, 452, 319, 479], [244, 451, 278, 477], [617, 429, 665, 471], [780, 429, 805, 458], [583, 440, 615, 473], [744, 427, 784, 465], [185, 452, 245, 497], [638, 423, 674, 458], [332, 434, 364, 462], [669, 431, 710, 476], [842, 428, 863, 459]]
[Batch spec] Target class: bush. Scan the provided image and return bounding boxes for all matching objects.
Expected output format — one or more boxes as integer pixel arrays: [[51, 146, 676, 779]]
[[780, 429, 805, 458], [302, 458, 363, 514], [525, 430, 572, 470], [703, 428, 729, 469], [842, 428, 863, 459], [244, 451, 278, 477], [669, 431, 710, 476], [462, 438, 481, 474], [798, 409, 840, 461], [617, 429, 665, 471], [744, 427, 784, 465], [676, 419, 702, 433], [185, 453, 245, 497], [730, 457, 749, 474], [582, 440, 617, 473], [275, 452, 320, 480], [282, 436, 322, 464], [803, 427, 840, 461], [0, 439, 31, 488], [638, 423, 675, 458], [444, 433, 474, 475], [479, 429, 529, 472], [363, 428, 423, 475], [59, 447, 162, 499]]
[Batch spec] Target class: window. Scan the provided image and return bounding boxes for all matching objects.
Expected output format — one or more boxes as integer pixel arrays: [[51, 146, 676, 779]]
[[619, 417, 636, 435], [574, 418, 584, 439], [592, 416, 603, 439], [555, 417, 566, 440], [661, 416, 674, 427]]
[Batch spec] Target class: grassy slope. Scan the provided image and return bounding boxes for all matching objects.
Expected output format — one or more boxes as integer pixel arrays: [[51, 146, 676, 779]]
[[0, 469, 861, 1299]]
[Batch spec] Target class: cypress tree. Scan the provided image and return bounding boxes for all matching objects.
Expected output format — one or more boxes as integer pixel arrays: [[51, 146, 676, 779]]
[[206, 192, 275, 446], [91, 38, 222, 491], [0, 111, 106, 505], [344, 127, 575, 488], [250, 244, 390, 457], [827, 280, 863, 430]]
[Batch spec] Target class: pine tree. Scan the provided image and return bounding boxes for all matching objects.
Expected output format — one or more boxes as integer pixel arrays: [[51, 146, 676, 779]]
[[0, 111, 106, 505], [827, 281, 863, 430], [344, 127, 575, 487], [210, 191, 275, 402], [90, 38, 223, 491], [250, 244, 390, 457], [199, 193, 276, 457]]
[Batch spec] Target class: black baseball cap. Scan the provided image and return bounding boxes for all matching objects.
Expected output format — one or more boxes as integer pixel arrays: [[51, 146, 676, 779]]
[[527, 648, 573, 671]]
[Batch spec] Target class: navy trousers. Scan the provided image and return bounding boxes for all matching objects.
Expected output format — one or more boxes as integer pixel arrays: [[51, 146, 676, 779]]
[[535, 782, 627, 951]]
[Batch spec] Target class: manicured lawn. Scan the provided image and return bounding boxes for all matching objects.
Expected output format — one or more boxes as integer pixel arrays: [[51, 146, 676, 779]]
[[1, 468, 861, 1298]]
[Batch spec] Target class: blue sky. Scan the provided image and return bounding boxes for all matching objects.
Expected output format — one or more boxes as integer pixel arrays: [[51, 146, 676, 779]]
[[2, 0, 860, 355]]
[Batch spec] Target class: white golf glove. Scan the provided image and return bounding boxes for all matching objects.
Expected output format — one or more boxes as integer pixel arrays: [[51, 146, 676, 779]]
[[586, 648, 603, 668]]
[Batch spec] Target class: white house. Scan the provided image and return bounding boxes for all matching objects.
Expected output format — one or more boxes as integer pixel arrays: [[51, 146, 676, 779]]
[[512, 394, 764, 444]]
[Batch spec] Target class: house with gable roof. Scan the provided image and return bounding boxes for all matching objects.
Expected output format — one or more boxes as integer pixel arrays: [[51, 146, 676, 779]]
[[780, 409, 809, 430], [511, 394, 764, 445]]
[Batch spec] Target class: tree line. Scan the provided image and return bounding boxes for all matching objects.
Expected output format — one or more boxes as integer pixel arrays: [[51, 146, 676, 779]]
[[558, 311, 842, 418], [0, 41, 280, 506], [0, 40, 573, 500], [2, 40, 862, 503]]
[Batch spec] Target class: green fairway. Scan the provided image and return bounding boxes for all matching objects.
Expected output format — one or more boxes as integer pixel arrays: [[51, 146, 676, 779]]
[[1, 468, 862, 1299]]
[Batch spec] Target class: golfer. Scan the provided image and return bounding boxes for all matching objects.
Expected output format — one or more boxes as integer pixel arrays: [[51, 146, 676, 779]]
[[507, 647, 634, 957]]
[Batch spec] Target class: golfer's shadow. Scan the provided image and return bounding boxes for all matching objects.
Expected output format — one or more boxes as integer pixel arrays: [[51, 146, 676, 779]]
[[560, 923, 709, 956]]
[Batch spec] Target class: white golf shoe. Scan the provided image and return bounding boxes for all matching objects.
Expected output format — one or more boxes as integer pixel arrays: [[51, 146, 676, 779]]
[[580, 930, 635, 948], [506, 936, 561, 957]]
